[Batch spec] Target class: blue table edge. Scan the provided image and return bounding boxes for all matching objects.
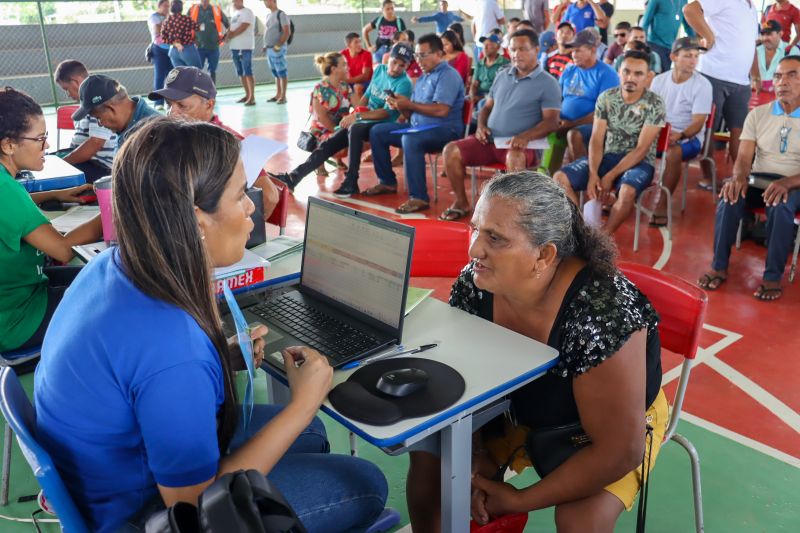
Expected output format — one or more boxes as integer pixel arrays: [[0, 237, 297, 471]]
[[261, 356, 559, 449]]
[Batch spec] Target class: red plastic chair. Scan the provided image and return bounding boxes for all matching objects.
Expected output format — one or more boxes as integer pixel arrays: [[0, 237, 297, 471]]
[[682, 104, 717, 206], [427, 99, 474, 203], [402, 219, 471, 277], [633, 123, 672, 252], [618, 262, 708, 533], [266, 176, 290, 235], [56, 104, 79, 149]]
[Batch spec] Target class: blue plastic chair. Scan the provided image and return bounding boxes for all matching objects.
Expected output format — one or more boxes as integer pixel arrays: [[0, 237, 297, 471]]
[[0, 367, 90, 533]]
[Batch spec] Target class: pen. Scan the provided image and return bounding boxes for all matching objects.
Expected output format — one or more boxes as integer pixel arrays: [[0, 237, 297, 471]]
[[341, 343, 438, 370]]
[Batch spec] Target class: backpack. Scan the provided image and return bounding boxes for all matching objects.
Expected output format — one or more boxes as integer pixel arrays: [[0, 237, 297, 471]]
[[278, 10, 295, 46], [374, 15, 405, 41]]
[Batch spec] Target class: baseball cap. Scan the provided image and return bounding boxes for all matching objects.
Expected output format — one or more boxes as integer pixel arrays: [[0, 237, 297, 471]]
[[72, 75, 122, 121], [148, 66, 217, 102], [390, 42, 414, 63], [479, 33, 502, 46], [760, 19, 782, 35], [564, 29, 600, 49], [539, 30, 556, 50], [671, 37, 701, 54]]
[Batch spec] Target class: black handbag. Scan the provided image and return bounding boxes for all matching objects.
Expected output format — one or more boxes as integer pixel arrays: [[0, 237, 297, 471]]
[[145, 43, 154, 63], [145, 469, 306, 533], [296, 131, 317, 152]]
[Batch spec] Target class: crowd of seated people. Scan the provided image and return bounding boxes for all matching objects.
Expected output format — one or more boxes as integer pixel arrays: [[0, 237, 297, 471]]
[[2, 2, 799, 532]]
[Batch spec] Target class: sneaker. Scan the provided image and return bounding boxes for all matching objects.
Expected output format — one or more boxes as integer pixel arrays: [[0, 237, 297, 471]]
[[333, 182, 359, 198], [268, 172, 296, 192]]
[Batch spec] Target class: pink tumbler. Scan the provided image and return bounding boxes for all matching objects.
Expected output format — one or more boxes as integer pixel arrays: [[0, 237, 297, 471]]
[[94, 176, 116, 243]]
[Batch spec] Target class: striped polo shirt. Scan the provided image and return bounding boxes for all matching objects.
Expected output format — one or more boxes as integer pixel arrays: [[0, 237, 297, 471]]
[[69, 116, 116, 169]]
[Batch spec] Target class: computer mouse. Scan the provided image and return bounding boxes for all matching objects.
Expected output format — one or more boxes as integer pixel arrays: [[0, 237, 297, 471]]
[[376, 368, 428, 398]]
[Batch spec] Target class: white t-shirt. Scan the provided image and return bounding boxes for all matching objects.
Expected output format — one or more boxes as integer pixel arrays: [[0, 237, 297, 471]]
[[651, 70, 713, 142], [474, 0, 505, 47], [696, 0, 758, 85], [228, 7, 255, 50]]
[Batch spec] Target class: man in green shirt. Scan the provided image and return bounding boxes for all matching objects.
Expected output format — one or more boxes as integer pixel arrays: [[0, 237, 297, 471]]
[[470, 33, 510, 106], [188, 0, 230, 83]]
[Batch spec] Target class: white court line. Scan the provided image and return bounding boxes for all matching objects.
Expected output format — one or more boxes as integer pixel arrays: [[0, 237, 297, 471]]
[[681, 412, 800, 469], [704, 355, 800, 434], [317, 192, 427, 219], [652, 226, 672, 270], [662, 324, 742, 385]]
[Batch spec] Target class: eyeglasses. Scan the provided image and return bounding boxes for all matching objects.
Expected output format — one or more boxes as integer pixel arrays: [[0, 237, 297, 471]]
[[780, 125, 791, 153], [614, 33, 628, 38], [18, 132, 48, 150], [414, 51, 435, 60]]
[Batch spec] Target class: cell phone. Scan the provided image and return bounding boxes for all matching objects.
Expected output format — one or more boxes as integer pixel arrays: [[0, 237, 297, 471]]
[[383, 89, 395, 97]]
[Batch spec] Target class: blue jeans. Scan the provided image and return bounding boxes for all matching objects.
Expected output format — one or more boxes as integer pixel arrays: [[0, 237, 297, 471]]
[[712, 183, 800, 282], [198, 47, 220, 77], [369, 121, 460, 203], [151, 44, 173, 105], [231, 49, 253, 76], [267, 45, 288, 78], [372, 45, 388, 64], [117, 405, 387, 533], [168, 43, 202, 68]]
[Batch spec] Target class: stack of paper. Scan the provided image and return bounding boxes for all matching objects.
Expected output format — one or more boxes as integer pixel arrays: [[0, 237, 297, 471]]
[[50, 205, 100, 233]]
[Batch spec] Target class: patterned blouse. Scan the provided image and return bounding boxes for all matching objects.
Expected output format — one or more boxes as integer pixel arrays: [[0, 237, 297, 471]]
[[161, 14, 198, 46], [449, 262, 662, 429], [309, 80, 351, 141]]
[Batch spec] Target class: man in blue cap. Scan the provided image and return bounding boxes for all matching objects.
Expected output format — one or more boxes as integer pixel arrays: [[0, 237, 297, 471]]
[[72, 75, 160, 153]]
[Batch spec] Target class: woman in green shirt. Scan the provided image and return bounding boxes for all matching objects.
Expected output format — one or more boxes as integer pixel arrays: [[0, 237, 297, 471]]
[[0, 88, 102, 354]]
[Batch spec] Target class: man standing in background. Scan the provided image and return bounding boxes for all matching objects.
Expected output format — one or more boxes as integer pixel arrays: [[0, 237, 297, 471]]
[[226, 0, 256, 105], [641, 0, 694, 71], [522, 0, 550, 34], [188, 0, 230, 83], [262, 0, 291, 104], [473, 0, 506, 61]]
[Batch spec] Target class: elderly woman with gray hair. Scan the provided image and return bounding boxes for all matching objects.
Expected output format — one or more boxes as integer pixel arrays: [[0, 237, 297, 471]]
[[406, 171, 668, 532]]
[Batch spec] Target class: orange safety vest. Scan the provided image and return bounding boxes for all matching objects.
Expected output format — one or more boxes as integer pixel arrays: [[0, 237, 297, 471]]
[[189, 3, 225, 43]]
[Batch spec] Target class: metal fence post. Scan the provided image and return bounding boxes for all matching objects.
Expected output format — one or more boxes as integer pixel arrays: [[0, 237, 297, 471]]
[[36, 0, 60, 107]]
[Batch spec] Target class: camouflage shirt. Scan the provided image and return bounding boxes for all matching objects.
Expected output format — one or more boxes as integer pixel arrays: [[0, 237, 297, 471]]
[[595, 87, 666, 165]]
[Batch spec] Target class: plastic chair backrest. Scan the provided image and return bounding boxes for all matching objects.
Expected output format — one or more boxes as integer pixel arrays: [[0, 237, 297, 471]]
[[57, 105, 79, 131], [656, 123, 672, 154], [402, 219, 471, 277], [0, 368, 90, 533], [618, 262, 707, 360], [266, 176, 290, 234]]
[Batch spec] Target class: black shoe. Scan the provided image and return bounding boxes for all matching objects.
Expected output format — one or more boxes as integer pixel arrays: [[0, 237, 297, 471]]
[[269, 172, 296, 192], [333, 182, 359, 198]]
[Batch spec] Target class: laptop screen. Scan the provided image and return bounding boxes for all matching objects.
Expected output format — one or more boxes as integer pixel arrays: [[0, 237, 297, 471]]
[[301, 199, 414, 330]]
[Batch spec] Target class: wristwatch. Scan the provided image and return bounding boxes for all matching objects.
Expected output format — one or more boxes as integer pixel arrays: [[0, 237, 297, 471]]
[[355, 112, 363, 121]]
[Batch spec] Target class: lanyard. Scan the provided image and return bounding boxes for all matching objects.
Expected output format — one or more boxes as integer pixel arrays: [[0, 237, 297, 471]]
[[222, 283, 255, 431]]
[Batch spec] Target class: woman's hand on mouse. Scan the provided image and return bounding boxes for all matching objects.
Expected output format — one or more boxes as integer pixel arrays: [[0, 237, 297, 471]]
[[282, 347, 333, 414]]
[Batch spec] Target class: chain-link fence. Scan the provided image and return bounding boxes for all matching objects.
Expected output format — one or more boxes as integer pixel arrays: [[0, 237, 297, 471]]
[[0, 1, 642, 106]]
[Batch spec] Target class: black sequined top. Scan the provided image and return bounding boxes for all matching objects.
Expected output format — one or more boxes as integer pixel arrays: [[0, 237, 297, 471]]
[[449, 262, 662, 429]]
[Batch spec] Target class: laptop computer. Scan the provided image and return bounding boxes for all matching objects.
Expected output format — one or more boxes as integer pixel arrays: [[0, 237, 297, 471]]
[[240, 197, 415, 369]]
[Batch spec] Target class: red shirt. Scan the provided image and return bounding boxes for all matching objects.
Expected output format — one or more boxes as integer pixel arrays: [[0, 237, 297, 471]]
[[448, 52, 470, 84], [763, 2, 800, 43], [341, 48, 373, 83], [546, 53, 573, 79], [407, 60, 422, 79], [210, 115, 244, 140]]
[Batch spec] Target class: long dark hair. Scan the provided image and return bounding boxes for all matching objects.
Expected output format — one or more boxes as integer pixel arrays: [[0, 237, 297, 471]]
[[441, 29, 464, 52], [112, 117, 239, 450], [482, 171, 617, 277]]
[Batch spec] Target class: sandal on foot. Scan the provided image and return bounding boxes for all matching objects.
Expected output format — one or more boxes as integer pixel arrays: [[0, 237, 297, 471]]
[[697, 180, 713, 191], [267, 96, 278, 102], [236, 96, 248, 103], [276, 98, 287, 105], [649, 214, 669, 228], [698, 272, 727, 290], [363, 184, 398, 196], [439, 207, 470, 221], [754, 284, 783, 301], [244, 100, 256, 106], [396, 199, 430, 214]]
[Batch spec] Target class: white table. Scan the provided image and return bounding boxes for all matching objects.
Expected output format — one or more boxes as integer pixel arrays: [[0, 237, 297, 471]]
[[18, 155, 85, 192], [262, 297, 559, 532]]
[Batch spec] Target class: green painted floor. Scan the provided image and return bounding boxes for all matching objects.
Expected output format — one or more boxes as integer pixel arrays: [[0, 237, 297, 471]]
[[1, 369, 798, 531]]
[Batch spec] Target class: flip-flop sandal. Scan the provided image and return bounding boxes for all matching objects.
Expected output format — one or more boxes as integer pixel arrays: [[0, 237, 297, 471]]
[[236, 96, 248, 103], [396, 200, 430, 214], [276, 99, 287, 105], [267, 96, 278, 102], [754, 284, 783, 301], [649, 215, 669, 228], [697, 181, 713, 191], [698, 273, 727, 290], [336, 160, 348, 170], [244, 100, 255, 106], [439, 207, 470, 221], [363, 184, 398, 196]]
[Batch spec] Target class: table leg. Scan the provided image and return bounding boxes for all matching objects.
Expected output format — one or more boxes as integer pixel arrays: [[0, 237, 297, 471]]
[[440, 414, 472, 533]]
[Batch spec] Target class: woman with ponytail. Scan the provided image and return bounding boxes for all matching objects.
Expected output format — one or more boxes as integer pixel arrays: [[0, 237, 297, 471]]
[[34, 118, 387, 533], [406, 171, 667, 532]]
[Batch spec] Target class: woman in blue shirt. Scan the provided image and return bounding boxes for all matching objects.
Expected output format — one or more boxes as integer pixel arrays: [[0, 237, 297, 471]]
[[34, 118, 387, 533]]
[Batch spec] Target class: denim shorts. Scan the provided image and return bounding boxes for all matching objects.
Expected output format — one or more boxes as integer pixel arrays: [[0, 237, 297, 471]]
[[574, 123, 593, 147], [678, 136, 702, 160], [267, 45, 288, 78], [560, 153, 655, 197], [231, 49, 253, 77]]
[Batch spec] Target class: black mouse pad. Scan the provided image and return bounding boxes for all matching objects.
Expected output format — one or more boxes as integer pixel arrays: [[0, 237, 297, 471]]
[[329, 357, 466, 426]]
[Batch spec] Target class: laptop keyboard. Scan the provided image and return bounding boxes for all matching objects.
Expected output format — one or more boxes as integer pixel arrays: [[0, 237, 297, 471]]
[[247, 295, 385, 363]]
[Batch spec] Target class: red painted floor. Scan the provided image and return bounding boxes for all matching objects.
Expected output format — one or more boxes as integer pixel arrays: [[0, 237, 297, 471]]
[[247, 122, 800, 462]]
